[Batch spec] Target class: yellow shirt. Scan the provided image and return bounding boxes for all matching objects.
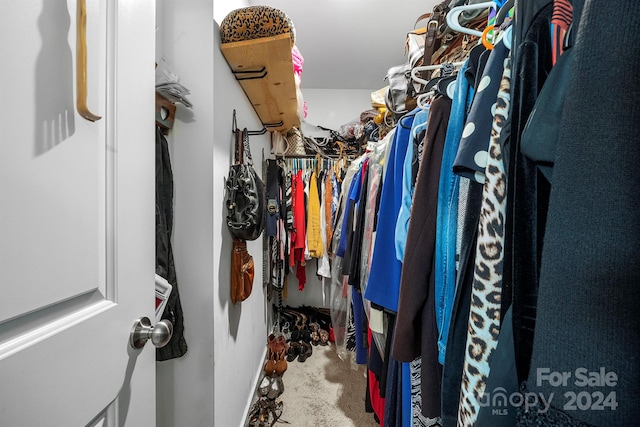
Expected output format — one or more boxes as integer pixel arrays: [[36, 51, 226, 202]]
[[306, 171, 324, 258]]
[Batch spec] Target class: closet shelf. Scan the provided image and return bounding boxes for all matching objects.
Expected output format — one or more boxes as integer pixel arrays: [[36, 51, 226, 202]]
[[220, 33, 300, 133]]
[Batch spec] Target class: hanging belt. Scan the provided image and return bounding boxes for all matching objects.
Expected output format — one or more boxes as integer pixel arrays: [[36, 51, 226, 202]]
[[265, 159, 280, 237]]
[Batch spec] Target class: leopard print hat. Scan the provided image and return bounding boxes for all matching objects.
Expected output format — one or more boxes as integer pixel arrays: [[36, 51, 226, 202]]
[[220, 6, 296, 46]]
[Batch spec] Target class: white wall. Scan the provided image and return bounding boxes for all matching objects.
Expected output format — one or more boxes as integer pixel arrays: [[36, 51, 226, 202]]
[[211, 18, 273, 427], [156, 1, 270, 427], [155, 0, 214, 425], [282, 88, 374, 309], [213, 0, 247, 24], [303, 88, 378, 129]]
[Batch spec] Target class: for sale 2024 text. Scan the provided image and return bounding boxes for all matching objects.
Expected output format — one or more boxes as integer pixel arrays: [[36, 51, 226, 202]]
[[537, 367, 618, 411]]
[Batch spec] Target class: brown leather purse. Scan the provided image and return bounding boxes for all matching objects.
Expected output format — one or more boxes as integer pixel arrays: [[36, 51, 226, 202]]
[[231, 238, 255, 303]]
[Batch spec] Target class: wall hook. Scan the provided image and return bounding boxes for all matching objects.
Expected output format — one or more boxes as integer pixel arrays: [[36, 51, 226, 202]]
[[232, 109, 238, 133], [232, 109, 269, 135], [246, 127, 268, 136]]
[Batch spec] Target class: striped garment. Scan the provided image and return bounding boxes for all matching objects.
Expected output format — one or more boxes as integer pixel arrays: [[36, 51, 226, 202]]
[[284, 169, 294, 230], [550, 0, 573, 65], [411, 358, 442, 427]]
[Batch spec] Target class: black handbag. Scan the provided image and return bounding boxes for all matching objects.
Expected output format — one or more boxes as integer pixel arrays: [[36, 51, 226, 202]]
[[225, 128, 265, 241]]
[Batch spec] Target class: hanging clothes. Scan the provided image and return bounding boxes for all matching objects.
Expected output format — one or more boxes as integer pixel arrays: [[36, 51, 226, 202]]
[[155, 126, 188, 361], [266, 159, 291, 324], [394, 107, 430, 261], [306, 171, 324, 258], [317, 176, 331, 278], [290, 170, 307, 290], [360, 133, 393, 358], [391, 95, 451, 420], [434, 57, 474, 366], [452, 36, 510, 184], [367, 328, 386, 424], [348, 161, 370, 366], [457, 38, 512, 427], [503, 2, 553, 386], [335, 167, 361, 263], [549, 0, 572, 65], [329, 159, 360, 363], [359, 161, 384, 304], [364, 113, 415, 313], [334, 160, 370, 366], [347, 160, 370, 291], [441, 178, 484, 427], [518, 1, 640, 425], [324, 172, 334, 256], [316, 3, 640, 425], [265, 159, 281, 238], [383, 332, 404, 427]]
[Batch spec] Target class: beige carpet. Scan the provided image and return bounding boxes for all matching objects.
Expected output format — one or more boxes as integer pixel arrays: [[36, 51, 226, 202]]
[[277, 343, 379, 427]]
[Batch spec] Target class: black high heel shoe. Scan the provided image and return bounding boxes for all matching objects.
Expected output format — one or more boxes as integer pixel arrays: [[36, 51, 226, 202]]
[[286, 341, 299, 362], [297, 341, 312, 362]]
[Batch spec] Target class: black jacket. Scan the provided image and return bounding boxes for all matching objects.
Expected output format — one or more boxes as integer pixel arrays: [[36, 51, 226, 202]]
[[156, 126, 188, 361]]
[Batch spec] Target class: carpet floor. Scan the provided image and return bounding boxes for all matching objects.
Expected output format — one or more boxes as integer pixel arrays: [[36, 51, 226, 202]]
[[276, 343, 379, 427]]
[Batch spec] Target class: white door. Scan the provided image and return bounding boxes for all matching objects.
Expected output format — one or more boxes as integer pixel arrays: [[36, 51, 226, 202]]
[[0, 1, 157, 426]]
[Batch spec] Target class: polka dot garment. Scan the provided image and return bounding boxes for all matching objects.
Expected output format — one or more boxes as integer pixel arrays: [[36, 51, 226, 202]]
[[452, 39, 510, 184]]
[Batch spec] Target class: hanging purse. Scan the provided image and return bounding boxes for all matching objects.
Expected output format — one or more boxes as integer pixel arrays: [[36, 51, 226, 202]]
[[282, 126, 307, 157], [384, 12, 436, 118], [225, 127, 266, 241], [231, 238, 255, 303], [406, 14, 430, 69], [384, 62, 415, 117], [270, 130, 287, 156], [421, 1, 449, 75]]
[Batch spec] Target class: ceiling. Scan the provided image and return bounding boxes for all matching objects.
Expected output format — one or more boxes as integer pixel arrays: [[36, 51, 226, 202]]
[[248, 0, 441, 91]]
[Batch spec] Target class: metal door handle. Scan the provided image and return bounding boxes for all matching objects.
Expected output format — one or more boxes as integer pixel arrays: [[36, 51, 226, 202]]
[[76, 0, 102, 121], [129, 316, 173, 349]]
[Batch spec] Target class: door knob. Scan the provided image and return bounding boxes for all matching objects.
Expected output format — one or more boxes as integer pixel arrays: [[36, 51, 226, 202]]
[[129, 316, 173, 349]]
